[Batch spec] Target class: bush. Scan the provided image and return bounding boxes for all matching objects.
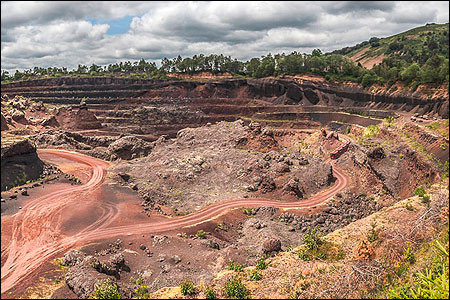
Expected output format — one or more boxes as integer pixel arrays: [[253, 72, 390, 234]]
[[250, 270, 262, 281], [256, 256, 267, 270], [298, 248, 311, 261], [302, 227, 323, 250], [180, 280, 196, 295], [422, 194, 431, 203], [414, 187, 426, 198], [90, 279, 121, 299], [196, 230, 206, 239], [367, 221, 379, 243], [228, 261, 244, 272], [223, 276, 250, 299], [204, 286, 216, 299]]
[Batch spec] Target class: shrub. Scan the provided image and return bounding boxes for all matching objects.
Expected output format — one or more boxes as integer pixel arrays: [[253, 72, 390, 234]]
[[302, 227, 323, 250], [223, 276, 250, 299], [228, 261, 244, 272], [367, 221, 379, 243], [204, 286, 216, 299], [422, 194, 431, 204], [134, 284, 149, 299], [414, 187, 426, 197], [196, 230, 206, 239], [90, 279, 121, 299], [298, 248, 311, 261], [256, 256, 267, 270], [180, 280, 196, 295], [250, 270, 262, 281]]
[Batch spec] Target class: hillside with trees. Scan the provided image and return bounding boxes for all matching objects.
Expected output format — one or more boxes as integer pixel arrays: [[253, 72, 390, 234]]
[[2, 23, 448, 93]]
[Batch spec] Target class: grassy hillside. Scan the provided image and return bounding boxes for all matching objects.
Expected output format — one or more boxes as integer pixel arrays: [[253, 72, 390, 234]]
[[332, 23, 449, 69]]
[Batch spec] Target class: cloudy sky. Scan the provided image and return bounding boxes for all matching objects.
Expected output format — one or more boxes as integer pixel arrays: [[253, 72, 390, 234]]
[[1, 1, 449, 72]]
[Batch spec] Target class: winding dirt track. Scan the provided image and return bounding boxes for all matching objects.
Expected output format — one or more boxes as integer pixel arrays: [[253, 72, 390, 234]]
[[1, 148, 348, 294]]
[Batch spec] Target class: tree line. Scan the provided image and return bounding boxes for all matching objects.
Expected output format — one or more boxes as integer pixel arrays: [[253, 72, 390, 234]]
[[2, 41, 448, 91]]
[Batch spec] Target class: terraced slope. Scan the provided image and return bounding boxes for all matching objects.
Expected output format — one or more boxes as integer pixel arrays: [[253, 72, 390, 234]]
[[1, 76, 448, 142]]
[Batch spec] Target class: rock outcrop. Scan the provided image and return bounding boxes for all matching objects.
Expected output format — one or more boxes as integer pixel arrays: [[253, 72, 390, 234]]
[[1, 139, 44, 191]]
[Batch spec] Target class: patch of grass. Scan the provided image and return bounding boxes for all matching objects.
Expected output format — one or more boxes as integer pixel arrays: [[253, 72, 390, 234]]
[[90, 279, 121, 299], [404, 247, 416, 264], [228, 261, 244, 272], [387, 239, 449, 299], [363, 125, 381, 138], [180, 280, 196, 296], [298, 227, 346, 261], [196, 230, 206, 239], [249, 270, 262, 281], [223, 275, 250, 299], [204, 286, 216, 299], [414, 187, 427, 197], [425, 121, 440, 131], [256, 256, 267, 270]]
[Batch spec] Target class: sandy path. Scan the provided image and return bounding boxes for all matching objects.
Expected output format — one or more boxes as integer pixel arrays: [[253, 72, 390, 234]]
[[1, 145, 348, 294]]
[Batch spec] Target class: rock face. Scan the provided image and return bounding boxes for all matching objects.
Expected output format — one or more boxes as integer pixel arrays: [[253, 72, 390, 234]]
[[107, 136, 154, 160], [1, 113, 8, 131], [1, 139, 44, 191], [56, 106, 102, 130], [65, 256, 109, 299], [63, 248, 127, 299]]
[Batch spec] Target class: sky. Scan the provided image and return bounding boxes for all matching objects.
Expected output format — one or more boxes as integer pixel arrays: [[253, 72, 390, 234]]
[[1, 1, 449, 73]]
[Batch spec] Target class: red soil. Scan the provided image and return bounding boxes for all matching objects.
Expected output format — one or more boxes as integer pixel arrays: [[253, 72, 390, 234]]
[[1, 144, 348, 296]]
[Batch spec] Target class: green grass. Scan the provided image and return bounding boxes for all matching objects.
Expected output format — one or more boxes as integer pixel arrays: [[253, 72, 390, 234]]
[[90, 279, 121, 299], [204, 286, 216, 299], [249, 270, 262, 281], [298, 227, 345, 261], [256, 256, 267, 270], [223, 275, 250, 299], [228, 261, 244, 272], [180, 280, 196, 295], [386, 231, 449, 299], [196, 230, 206, 239]]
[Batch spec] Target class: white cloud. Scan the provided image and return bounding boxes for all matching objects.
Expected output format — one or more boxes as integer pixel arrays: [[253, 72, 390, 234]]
[[1, 1, 448, 72]]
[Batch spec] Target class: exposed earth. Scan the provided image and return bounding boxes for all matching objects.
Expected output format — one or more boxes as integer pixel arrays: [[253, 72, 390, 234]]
[[1, 76, 448, 299]]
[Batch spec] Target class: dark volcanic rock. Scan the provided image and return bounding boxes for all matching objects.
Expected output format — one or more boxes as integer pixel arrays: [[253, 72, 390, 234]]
[[1, 113, 8, 131], [262, 238, 282, 254], [63, 249, 87, 267], [1, 139, 44, 191], [107, 136, 154, 160], [367, 147, 386, 160]]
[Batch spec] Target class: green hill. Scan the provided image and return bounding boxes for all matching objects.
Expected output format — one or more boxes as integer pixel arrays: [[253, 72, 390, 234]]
[[332, 23, 449, 69]]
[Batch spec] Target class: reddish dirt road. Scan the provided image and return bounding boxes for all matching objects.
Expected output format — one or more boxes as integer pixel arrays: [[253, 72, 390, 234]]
[[1, 148, 348, 295]]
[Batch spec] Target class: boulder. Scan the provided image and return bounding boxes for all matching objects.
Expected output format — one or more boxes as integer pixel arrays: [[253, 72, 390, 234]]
[[63, 249, 86, 267], [262, 238, 281, 254], [367, 147, 386, 160], [107, 136, 154, 160]]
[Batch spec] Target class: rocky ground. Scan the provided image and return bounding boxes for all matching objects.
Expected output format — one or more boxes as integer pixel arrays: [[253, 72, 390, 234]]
[[1, 83, 448, 299], [110, 120, 335, 215]]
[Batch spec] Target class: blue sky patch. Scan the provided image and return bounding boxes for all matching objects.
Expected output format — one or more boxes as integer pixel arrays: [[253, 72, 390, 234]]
[[89, 16, 134, 35]]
